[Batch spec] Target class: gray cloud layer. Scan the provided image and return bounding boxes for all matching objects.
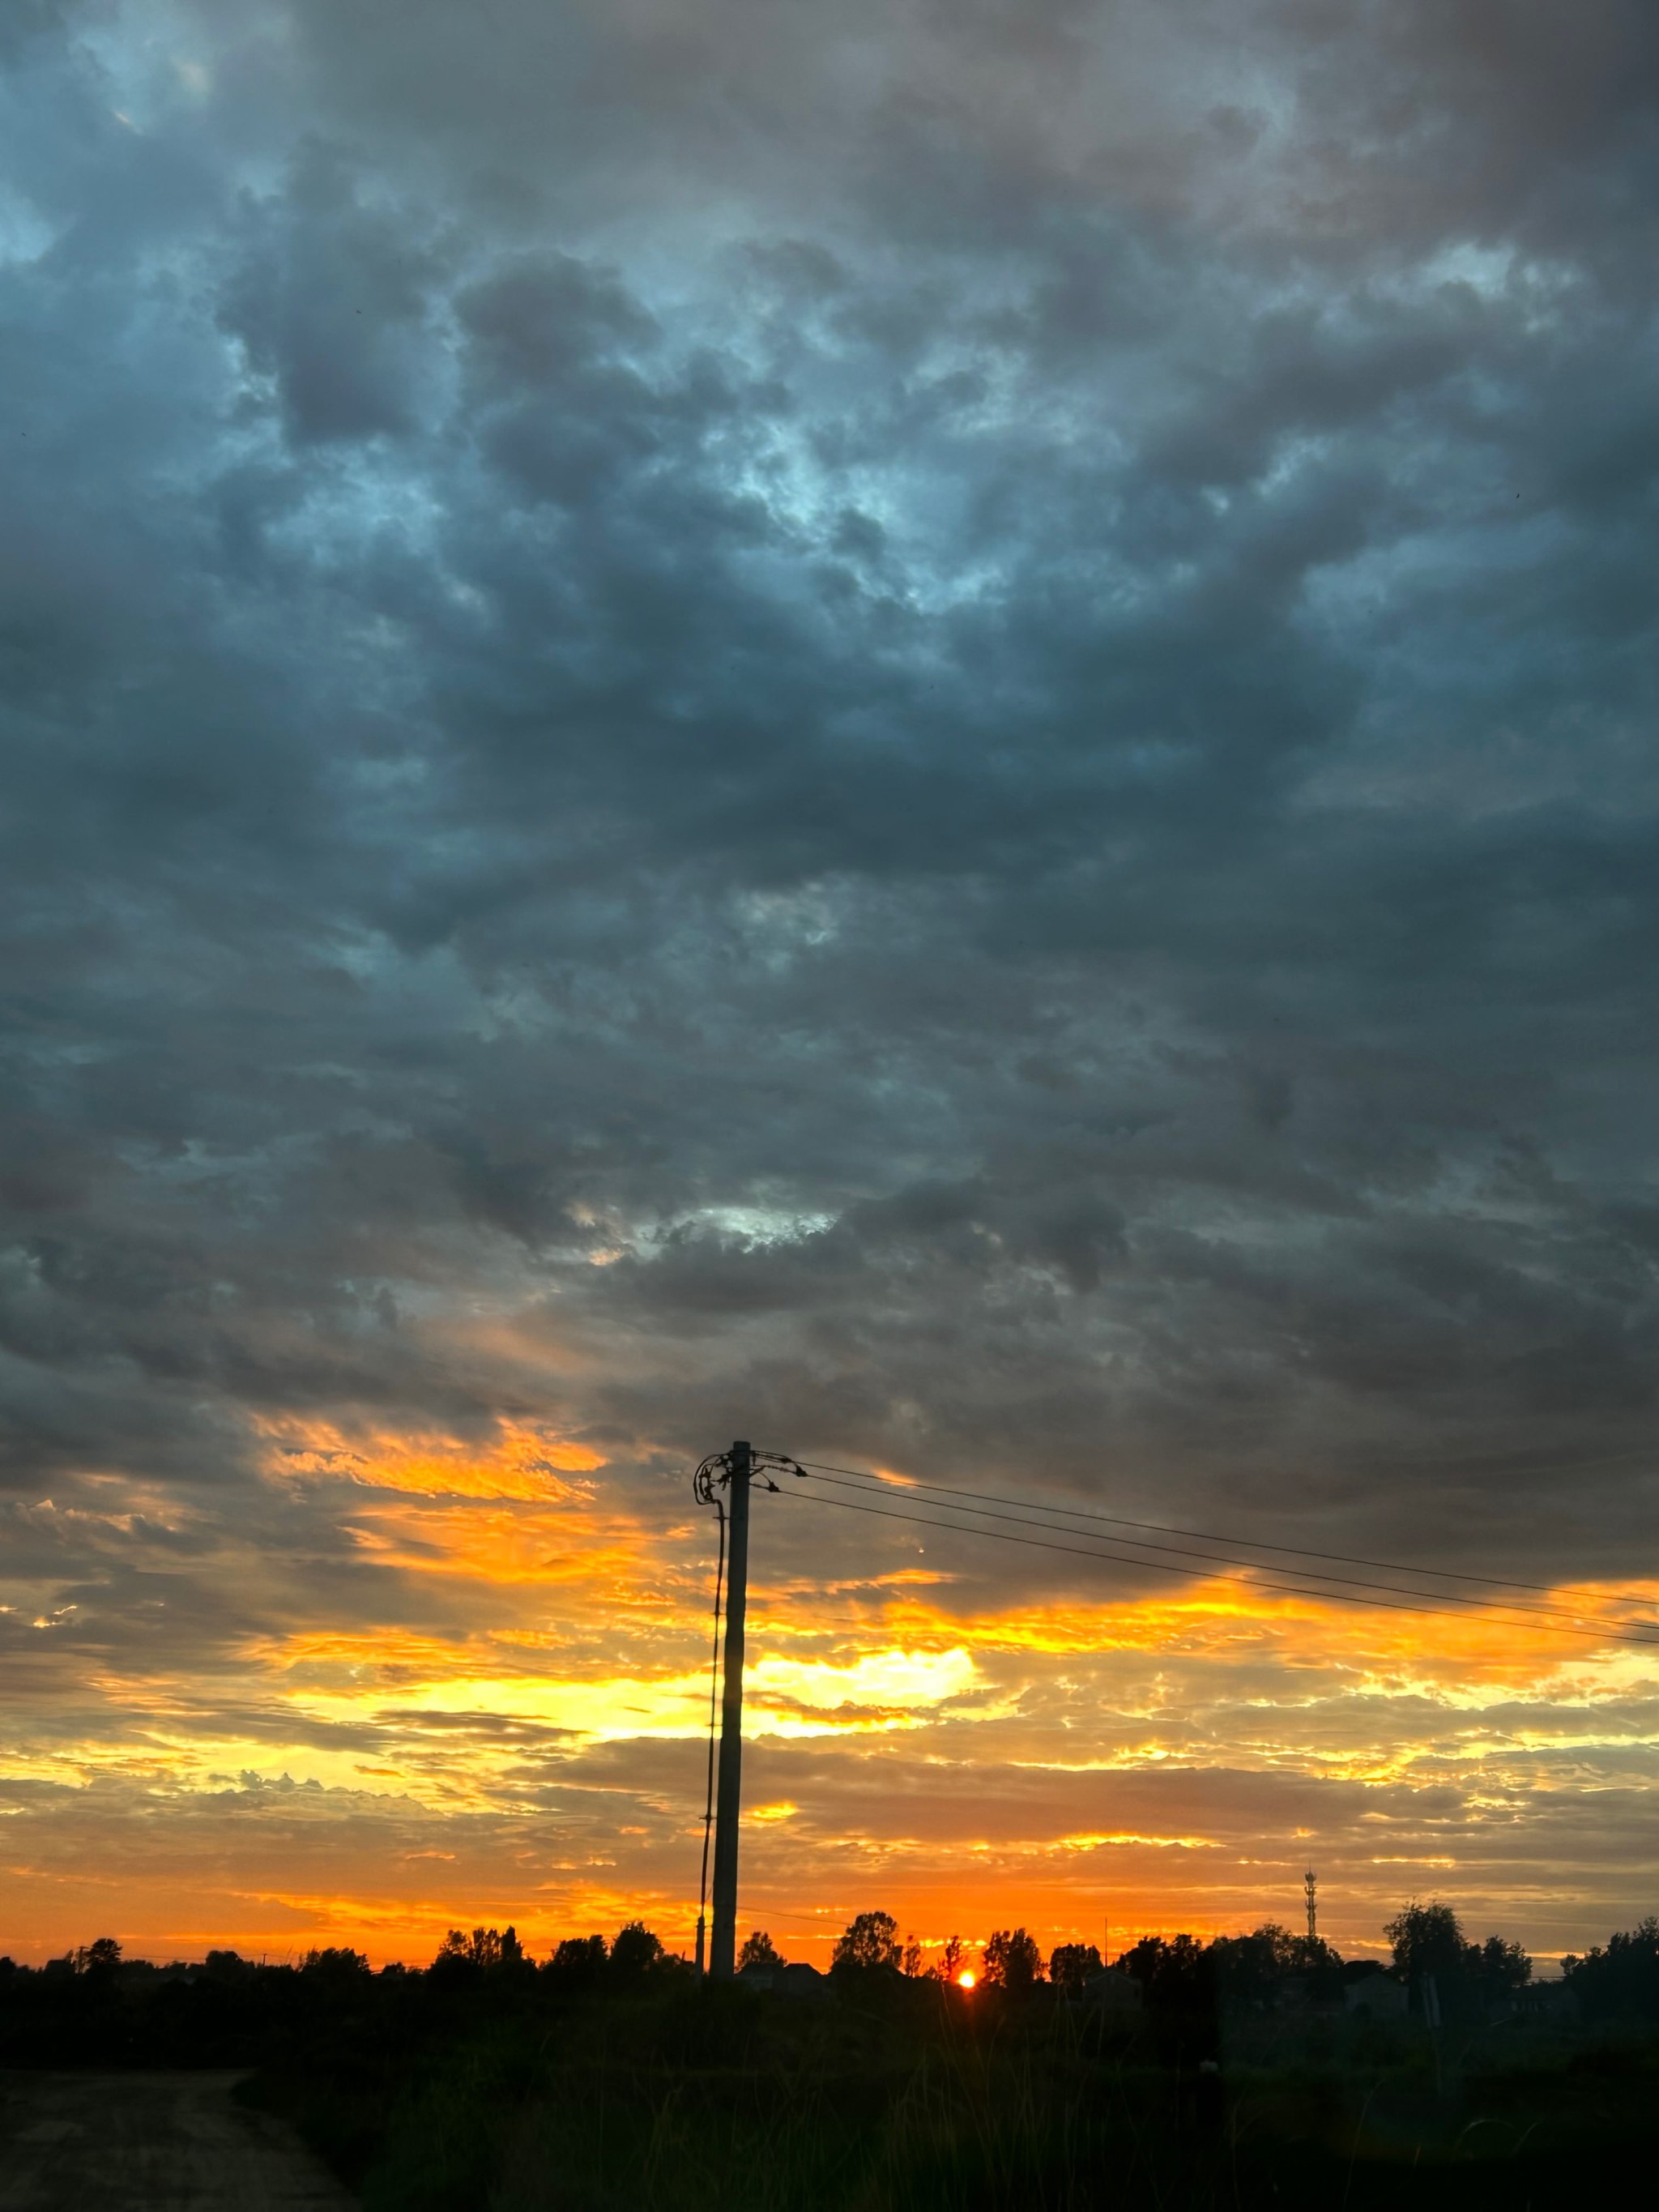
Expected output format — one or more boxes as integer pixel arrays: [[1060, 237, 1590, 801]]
[[3, 0, 1658, 1638]]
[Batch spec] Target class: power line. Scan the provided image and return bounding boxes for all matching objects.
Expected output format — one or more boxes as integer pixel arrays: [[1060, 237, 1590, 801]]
[[794, 1460, 1659, 1616], [777, 1488, 1659, 1650], [792, 1467, 1653, 1637]]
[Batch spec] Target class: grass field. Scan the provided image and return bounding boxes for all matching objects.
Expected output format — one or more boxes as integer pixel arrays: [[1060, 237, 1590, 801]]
[[7, 1941, 1653, 2206], [246, 1976, 1657, 2210]]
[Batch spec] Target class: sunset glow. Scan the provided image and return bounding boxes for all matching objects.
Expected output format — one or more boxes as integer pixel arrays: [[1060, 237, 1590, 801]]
[[4, 1399, 1657, 1966], [4, 0, 1657, 1990]]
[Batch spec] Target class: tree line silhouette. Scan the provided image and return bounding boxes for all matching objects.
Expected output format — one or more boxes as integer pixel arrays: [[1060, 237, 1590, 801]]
[[735, 1895, 1559, 2020], [3, 1899, 1656, 2207], [2, 1891, 1656, 2073]]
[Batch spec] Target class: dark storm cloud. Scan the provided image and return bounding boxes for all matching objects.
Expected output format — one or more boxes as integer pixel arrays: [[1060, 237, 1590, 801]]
[[2, 0, 1657, 1612]]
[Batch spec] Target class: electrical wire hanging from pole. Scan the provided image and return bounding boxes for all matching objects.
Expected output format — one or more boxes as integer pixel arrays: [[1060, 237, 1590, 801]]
[[691, 1440, 801, 1979]]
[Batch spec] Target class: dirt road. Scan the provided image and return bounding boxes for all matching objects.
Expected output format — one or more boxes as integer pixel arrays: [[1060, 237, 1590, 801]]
[[0, 2072, 357, 2210]]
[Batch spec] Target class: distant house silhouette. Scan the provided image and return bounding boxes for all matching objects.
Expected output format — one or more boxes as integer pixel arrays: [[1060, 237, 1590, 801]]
[[1341, 1962, 1407, 2019], [736, 1958, 830, 2000], [1081, 1967, 1142, 2013]]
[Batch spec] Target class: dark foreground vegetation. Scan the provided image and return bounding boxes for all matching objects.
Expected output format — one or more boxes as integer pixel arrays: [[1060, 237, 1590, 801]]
[[3, 1907, 1657, 2208]]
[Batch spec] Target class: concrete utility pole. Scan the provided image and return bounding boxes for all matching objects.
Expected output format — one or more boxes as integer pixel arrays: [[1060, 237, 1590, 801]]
[[710, 1439, 752, 1980], [693, 1440, 800, 1980]]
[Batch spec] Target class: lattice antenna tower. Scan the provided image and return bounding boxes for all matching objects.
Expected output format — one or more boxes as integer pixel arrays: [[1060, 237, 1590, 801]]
[[1304, 1868, 1318, 1945]]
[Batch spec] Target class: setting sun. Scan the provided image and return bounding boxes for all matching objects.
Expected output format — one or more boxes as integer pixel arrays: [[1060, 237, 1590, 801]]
[[957, 1970, 976, 1990]]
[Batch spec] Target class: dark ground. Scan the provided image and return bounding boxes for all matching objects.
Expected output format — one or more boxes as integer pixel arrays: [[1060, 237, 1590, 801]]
[[2, 1958, 1656, 2208], [0, 2072, 356, 2210]]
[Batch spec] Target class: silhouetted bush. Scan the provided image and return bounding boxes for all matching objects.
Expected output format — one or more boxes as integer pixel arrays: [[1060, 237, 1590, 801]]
[[1564, 1917, 1659, 2022]]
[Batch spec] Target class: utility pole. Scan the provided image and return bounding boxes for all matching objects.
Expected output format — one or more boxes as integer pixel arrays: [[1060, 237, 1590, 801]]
[[710, 1440, 752, 1980], [1304, 1868, 1317, 1946], [693, 1441, 800, 1981]]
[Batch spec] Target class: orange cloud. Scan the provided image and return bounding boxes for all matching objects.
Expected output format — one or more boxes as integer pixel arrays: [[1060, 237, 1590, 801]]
[[12, 1441, 1659, 1968], [256, 1415, 606, 1499]]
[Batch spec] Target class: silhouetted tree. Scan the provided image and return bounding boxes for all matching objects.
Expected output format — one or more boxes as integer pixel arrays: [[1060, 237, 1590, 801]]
[[832, 1911, 901, 1972], [1469, 1932, 1530, 2001], [1120, 1934, 1213, 2012], [1564, 1918, 1659, 2022], [300, 1947, 370, 1985], [737, 1930, 784, 1971], [1383, 1900, 1529, 2022], [1384, 1900, 1465, 1989], [932, 1935, 964, 1983], [435, 1926, 523, 1971], [1115, 1935, 1219, 2065], [73, 1938, 121, 1976], [609, 1922, 664, 1979], [1210, 1924, 1342, 2005], [548, 1934, 609, 1984], [981, 1928, 1043, 1992], [1047, 1942, 1102, 1994]]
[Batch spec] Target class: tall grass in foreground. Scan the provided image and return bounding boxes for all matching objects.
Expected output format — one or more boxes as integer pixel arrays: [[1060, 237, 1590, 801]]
[[331, 1981, 1659, 2211], [364, 1989, 1197, 2212]]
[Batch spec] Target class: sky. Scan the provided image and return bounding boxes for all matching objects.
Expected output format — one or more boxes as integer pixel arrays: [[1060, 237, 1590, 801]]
[[2, 0, 1658, 1971]]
